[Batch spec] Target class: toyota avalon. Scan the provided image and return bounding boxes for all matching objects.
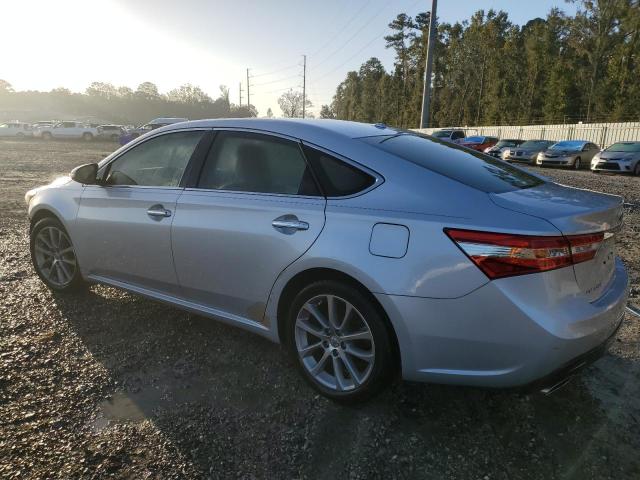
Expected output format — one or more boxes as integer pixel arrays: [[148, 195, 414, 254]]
[[25, 119, 628, 402]]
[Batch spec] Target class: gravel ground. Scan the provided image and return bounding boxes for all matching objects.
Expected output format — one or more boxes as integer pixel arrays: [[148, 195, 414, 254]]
[[1, 139, 639, 479]]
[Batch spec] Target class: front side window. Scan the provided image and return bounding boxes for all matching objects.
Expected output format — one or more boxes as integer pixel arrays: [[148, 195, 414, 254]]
[[105, 131, 204, 187], [198, 131, 319, 196]]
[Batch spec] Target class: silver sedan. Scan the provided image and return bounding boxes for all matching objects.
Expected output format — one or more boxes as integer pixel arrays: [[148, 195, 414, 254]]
[[591, 141, 640, 175], [536, 140, 600, 169], [25, 119, 628, 402]]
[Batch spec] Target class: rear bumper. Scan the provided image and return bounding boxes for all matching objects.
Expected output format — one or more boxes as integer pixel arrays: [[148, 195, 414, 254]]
[[528, 316, 622, 394], [376, 258, 629, 387]]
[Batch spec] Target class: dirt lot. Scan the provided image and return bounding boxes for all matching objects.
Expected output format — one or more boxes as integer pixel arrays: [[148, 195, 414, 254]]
[[1, 139, 639, 479]]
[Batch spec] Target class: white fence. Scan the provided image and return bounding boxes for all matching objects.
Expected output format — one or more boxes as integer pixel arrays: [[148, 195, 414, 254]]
[[415, 122, 640, 148]]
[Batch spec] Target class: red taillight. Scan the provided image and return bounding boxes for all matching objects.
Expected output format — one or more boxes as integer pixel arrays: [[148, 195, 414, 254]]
[[445, 228, 605, 279]]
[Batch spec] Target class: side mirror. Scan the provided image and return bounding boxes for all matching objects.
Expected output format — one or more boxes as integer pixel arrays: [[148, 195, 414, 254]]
[[71, 163, 98, 185]]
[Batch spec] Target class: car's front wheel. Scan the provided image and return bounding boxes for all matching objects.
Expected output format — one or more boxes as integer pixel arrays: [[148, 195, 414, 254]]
[[287, 280, 395, 403], [634, 163, 640, 176], [82, 132, 93, 142], [574, 156, 582, 169], [30, 217, 86, 292]]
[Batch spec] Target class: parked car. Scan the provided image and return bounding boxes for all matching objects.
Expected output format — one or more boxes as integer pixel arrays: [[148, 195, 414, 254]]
[[458, 135, 499, 151], [0, 122, 32, 138], [431, 129, 466, 143], [591, 141, 640, 175], [484, 139, 525, 158], [25, 119, 628, 402], [33, 121, 98, 141], [119, 117, 188, 145], [503, 140, 555, 165], [97, 125, 125, 141], [537, 140, 600, 169]]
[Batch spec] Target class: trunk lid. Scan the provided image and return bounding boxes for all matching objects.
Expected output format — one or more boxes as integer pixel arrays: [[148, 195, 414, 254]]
[[490, 182, 623, 301]]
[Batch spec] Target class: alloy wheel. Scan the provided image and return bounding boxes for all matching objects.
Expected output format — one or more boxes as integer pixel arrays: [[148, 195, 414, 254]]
[[33, 226, 77, 287], [294, 294, 375, 392]]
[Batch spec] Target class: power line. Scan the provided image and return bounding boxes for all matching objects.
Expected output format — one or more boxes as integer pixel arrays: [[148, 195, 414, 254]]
[[311, 0, 416, 72], [250, 62, 300, 78], [311, 0, 422, 82], [251, 72, 301, 87], [309, 0, 373, 58]]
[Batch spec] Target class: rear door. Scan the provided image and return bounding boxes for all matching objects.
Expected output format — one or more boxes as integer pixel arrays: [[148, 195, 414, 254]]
[[75, 129, 207, 294], [171, 130, 326, 324]]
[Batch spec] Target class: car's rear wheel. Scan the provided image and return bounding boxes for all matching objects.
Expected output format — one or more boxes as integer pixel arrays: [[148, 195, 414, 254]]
[[287, 280, 395, 403], [42, 132, 52, 140], [574, 157, 582, 170], [634, 163, 640, 176], [82, 132, 93, 142], [30, 217, 85, 292]]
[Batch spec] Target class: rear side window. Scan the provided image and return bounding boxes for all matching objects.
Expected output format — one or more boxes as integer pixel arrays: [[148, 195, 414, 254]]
[[360, 134, 544, 193], [198, 131, 320, 196], [302, 145, 375, 197]]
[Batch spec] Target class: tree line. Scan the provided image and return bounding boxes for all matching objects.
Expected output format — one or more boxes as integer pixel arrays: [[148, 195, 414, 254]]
[[322, 0, 640, 128], [0, 80, 258, 124]]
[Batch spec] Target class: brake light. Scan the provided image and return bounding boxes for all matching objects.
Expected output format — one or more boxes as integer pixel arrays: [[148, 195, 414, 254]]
[[445, 229, 605, 279]]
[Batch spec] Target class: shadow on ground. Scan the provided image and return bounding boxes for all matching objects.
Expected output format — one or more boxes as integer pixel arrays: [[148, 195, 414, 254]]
[[53, 286, 640, 479]]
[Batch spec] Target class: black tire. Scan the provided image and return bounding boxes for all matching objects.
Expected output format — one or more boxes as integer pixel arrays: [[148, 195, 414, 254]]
[[634, 163, 640, 176], [285, 280, 396, 403], [82, 132, 93, 142], [42, 132, 52, 140], [30, 217, 86, 292], [110, 134, 119, 141], [574, 156, 582, 170]]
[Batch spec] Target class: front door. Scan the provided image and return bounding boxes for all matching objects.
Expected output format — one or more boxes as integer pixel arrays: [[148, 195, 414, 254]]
[[171, 130, 326, 324], [74, 130, 206, 294]]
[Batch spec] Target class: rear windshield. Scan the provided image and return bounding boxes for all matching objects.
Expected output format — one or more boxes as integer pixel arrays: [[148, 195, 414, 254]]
[[360, 133, 544, 193], [432, 130, 452, 138]]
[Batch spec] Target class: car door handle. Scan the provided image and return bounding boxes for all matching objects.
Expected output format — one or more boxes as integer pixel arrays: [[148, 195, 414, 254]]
[[272, 215, 309, 233], [147, 205, 172, 218]]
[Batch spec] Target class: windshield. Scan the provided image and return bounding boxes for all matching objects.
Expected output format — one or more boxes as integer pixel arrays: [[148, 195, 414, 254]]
[[432, 131, 452, 138], [463, 136, 484, 143], [360, 133, 544, 193], [520, 140, 549, 149], [550, 140, 585, 150], [606, 142, 640, 153]]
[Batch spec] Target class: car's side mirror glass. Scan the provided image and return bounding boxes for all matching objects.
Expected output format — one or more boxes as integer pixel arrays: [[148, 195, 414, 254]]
[[70, 163, 98, 185]]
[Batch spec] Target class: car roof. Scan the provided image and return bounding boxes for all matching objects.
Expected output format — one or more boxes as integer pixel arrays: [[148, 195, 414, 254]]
[[158, 118, 401, 141]]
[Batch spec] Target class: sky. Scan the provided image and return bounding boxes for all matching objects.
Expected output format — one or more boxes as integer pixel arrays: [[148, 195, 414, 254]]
[[0, 0, 578, 117]]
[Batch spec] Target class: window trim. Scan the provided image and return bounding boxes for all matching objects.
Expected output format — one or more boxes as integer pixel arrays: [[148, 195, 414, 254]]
[[300, 141, 384, 200], [186, 128, 324, 199], [96, 128, 212, 190]]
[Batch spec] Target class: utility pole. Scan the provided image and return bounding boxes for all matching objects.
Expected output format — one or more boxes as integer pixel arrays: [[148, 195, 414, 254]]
[[246, 68, 250, 108], [420, 0, 437, 129], [302, 54, 307, 119], [239, 82, 243, 106]]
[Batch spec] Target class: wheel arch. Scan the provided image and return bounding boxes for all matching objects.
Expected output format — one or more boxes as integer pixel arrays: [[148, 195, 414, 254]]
[[30, 207, 62, 232], [275, 267, 401, 372]]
